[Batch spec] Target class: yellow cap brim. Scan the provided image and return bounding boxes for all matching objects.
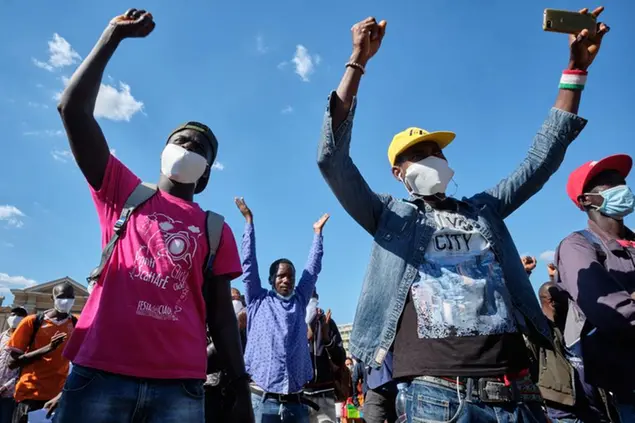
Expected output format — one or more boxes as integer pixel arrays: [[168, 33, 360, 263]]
[[390, 131, 456, 166]]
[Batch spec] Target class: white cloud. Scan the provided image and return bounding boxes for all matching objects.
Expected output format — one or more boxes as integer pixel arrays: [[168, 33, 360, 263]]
[[23, 129, 63, 137], [110, 148, 117, 156], [256, 35, 268, 54], [32, 33, 81, 72], [0, 273, 37, 295], [212, 162, 225, 171], [291, 45, 319, 82], [56, 77, 144, 122], [27, 101, 49, 109], [51, 149, 74, 163], [281, 106, 294, 114], [2, 242, 14, 248], [0, 206, 25, 228], [277, 62, 288, 70], [539, 250, 556, 262]]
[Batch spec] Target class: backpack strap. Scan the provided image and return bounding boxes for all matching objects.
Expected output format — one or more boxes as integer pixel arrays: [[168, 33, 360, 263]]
[[26, 313, 45, 352], [87, 182, 158, 284], [575, 229, 607, 265], [203, 211, 225, 278]]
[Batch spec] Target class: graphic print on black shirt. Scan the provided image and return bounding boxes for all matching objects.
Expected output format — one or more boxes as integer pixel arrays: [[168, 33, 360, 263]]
[[393, 209, 528, 378]]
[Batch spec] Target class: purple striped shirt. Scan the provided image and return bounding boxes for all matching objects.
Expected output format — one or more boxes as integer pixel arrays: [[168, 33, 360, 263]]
[[241, 222, 323, 394]]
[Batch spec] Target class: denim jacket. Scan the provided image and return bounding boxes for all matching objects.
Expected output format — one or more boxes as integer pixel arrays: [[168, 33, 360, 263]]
[[317, 93, 587, 369]]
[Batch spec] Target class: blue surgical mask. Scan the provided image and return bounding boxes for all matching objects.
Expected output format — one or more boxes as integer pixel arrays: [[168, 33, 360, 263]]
[[588, 185, 635, 219]]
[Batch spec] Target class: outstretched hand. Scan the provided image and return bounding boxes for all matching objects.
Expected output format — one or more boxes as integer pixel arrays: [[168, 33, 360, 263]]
[[313, 213, 330, 234], [568, 7, 609, 71], [235, 197, 253, 224], [109, 8, 155, 40]]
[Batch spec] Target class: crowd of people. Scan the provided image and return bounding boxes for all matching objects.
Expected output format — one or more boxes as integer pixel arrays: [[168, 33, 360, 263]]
[[0, 4, 632, 423]]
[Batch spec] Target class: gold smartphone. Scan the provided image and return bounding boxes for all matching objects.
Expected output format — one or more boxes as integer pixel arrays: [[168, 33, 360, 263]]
[[543, 9, 597, 36]]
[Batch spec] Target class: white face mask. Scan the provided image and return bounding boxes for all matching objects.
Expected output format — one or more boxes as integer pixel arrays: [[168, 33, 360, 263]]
[[160, 144, 208, 185], [232, 300, 245, 315], [403, 156, 454, 196], [54, 298, 75, 314], [7, 315, 23, 329]]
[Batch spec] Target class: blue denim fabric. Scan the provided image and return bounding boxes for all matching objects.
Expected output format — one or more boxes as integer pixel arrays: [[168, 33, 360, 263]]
[[0, 397, 15, 423], [52, 365, 204, 423], [404, 378, 546, 422], [616, 400, 635, 423], [251, 392, 310, 423], [317, 93, 587, 369]]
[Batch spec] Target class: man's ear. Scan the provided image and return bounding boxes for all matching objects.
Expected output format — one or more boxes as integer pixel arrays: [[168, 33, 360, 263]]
[[577, 194, 592, 209], [391, 166, 403, 182]]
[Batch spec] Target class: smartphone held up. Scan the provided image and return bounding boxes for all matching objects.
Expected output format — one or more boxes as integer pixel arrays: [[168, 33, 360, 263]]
[[543, 9, 597, 36]]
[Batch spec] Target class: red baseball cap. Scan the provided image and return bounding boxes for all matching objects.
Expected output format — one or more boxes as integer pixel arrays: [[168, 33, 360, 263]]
[[566, 154, 633, 208]]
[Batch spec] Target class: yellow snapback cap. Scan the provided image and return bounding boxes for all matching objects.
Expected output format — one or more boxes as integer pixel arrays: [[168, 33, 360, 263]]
[[387, 127, 456, 166]]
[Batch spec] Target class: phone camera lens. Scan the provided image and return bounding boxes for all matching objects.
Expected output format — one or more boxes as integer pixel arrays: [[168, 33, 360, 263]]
[[546, 20, 552, 29]]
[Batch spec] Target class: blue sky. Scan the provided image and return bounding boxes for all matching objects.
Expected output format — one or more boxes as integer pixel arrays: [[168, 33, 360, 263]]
[[0, 1, 632, 324]]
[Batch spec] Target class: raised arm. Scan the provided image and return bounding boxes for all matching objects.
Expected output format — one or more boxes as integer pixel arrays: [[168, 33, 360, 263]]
[[235, 198, 266, 304], [475, 8, 609, 219], [317, 18, 389, 236], [296, 214, 328, 303], [57, 9, 155, 190]]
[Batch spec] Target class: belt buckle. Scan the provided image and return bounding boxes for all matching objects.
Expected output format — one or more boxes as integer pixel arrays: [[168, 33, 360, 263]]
[[477, 378, 510, 403]]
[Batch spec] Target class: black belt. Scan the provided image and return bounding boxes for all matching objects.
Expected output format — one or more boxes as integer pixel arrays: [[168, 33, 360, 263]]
[[416, 375, 543, 404], [250, 385, 320, 411]]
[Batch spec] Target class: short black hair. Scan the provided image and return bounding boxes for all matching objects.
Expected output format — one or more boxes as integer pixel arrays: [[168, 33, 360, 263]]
[[269, 258, 295, 281], [11, 307, 28, 317]]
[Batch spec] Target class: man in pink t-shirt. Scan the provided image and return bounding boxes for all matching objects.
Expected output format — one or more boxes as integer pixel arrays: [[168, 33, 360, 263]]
[[51, 8, 254, 423]]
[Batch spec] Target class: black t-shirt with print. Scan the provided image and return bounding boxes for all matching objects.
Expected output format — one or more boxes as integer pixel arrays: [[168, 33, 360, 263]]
[[391, 206, 529, 379], [392, 292, 529, 379]]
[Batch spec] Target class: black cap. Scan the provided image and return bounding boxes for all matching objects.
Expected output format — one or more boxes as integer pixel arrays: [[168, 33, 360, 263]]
[[11, 306, 28, 317], [168, 121, 218, 194]]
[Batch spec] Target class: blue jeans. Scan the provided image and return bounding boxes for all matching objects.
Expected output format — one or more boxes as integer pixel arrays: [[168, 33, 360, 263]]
[[53, 364, 205, 423], [616, 401, 635, 423], [405, 378, 547, 422], [0, 397, 15, 423], [251, 392, 309, 423]]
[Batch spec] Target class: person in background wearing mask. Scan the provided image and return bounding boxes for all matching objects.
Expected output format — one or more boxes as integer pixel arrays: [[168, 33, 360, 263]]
[[317, 9, 609, 422], [54, 9, 251, 423], [0, 307, 28, 421], [556, 153, 635, 422], [6, 283, 75, 423], [235, 197, 329, 423]]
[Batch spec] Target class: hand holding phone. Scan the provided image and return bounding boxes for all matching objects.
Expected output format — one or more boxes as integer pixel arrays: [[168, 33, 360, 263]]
[[543, 9, 597, 35]]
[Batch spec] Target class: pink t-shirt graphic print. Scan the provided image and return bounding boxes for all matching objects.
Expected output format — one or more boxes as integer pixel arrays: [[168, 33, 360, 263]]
[[64, 155, 242, 379]]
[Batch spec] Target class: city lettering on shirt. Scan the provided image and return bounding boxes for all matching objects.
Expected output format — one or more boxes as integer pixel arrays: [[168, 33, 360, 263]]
[[430, 213, 478, 253]]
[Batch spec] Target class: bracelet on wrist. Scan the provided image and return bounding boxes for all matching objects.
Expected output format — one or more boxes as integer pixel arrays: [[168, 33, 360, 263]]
[[559, 69, 588, 91], [346, 61, 366, 75]]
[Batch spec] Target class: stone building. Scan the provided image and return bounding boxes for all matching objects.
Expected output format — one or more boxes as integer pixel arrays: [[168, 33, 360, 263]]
[[338, 322, 353, 357], [0, 276, 89, 331]]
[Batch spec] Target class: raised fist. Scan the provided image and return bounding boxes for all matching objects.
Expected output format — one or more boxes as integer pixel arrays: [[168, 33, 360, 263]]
[[109, 9, 155, 40]]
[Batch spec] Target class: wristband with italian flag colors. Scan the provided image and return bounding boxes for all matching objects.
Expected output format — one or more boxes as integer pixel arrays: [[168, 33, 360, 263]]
[[559, 69, 588, 91]]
